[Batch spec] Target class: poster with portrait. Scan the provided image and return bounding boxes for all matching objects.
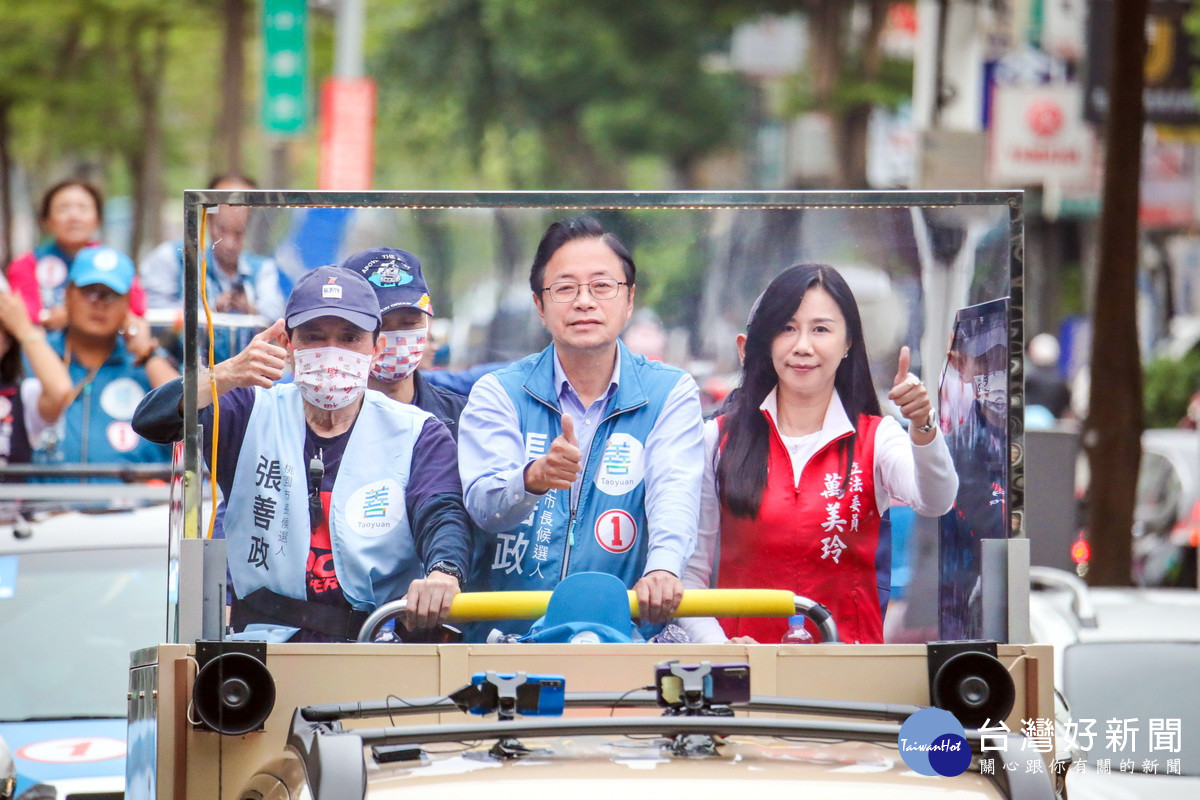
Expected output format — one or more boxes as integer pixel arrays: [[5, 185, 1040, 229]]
[[937, 298, 1010, 640]]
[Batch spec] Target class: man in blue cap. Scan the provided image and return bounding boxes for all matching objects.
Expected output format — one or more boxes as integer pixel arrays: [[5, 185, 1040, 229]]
[[340, 247, 467, 440], [133, 265, 472, 642], [24, 244, 177, 468]]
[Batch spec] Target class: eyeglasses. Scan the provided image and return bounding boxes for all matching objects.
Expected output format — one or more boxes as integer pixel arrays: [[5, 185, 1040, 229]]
[[542, 279, 628, 303]]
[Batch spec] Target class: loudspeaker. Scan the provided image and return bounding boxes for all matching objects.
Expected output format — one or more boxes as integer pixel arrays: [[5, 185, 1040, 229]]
[[192, 642, 276, 735], [926, 640, 1015, 729]]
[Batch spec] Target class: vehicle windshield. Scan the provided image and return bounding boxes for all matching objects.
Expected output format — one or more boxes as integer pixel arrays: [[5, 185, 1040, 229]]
[[1063, 642, 1199, 775], [0, 546, 168, 721]]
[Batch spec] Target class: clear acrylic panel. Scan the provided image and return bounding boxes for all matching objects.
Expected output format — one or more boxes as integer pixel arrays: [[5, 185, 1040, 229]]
[[168, 191, 1023, 644]]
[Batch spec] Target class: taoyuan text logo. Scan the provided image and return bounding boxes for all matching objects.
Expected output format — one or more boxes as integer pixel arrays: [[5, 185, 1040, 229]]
[[898, 708, 971, 777]]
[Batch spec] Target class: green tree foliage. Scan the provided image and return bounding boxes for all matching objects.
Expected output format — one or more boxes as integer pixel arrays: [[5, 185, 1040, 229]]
[[1143, 350, 1200, 428], [0, 0, 184, 257], [369, 0, 752, 190]]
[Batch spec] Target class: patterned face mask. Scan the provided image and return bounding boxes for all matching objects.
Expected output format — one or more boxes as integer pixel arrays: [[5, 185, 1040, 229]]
[[293, 346, 372, 410], [370, 327, 427, 382]]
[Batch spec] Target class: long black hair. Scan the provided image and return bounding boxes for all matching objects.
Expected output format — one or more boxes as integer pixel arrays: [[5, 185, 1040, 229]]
[[717, 263, 881, 519], [0, 341, 21, 385]]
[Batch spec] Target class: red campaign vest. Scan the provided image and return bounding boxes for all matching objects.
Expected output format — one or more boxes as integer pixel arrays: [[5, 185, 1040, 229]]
[[717, 411, 883, 644]]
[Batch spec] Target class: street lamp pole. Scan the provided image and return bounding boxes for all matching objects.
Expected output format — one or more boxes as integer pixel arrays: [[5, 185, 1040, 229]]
[[334, 0, 365, 79]]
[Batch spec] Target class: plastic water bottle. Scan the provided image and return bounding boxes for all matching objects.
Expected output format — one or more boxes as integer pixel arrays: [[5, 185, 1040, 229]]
[[781, 614, 814, 644]]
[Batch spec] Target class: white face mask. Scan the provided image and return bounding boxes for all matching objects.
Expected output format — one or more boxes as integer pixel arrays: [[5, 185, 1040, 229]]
[[371, 327, 427, 382], [293, 346, 372, 410]]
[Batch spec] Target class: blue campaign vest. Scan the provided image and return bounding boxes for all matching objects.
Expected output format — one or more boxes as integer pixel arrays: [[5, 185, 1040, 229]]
[[224, 385, 430, 610], [33, 333, 170, 467], [483, 342, 682, 596]]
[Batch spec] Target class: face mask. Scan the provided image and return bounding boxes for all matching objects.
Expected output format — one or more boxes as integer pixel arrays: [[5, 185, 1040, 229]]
[[371, 327, 427, 382], [293, 346, 372, 410]]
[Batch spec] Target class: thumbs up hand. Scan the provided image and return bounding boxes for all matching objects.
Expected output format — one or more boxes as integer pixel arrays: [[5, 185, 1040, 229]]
[[215, 318, 289, 391], [524, 412, 584, 494], [887, 346, 935, 437], [892, 345, 913, 390]]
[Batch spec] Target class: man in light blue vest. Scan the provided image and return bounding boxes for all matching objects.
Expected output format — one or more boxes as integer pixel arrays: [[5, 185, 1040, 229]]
[[457, 216, 704, 637], [133, 266, 471, 642]]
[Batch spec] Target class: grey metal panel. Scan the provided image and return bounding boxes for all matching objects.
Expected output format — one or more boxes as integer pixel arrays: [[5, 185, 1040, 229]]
[[1024, 429, 1082, 572], [980, 538, 1032, 645], [981, 538, 1010, 642], [177, 538, 204, 644], [202, 538, 228, 641], [1006, 538, 1031, 644]]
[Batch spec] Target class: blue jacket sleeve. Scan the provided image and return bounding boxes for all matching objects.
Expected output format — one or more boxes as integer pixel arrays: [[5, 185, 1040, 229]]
[[405, 417, 472, 577], [132, 377, 186, 443]]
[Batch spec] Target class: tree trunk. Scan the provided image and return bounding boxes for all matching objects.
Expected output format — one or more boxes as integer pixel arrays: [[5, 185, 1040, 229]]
[[837, 105, 872, 189], [836, 0, 888, 189], [1084, 0, 1147, 587], [215, 0, 247, 175], [126, 20, 170, 258], [0, 102, 11, 268]]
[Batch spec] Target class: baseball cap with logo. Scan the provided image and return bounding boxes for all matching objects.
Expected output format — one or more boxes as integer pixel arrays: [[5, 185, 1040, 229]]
[[68, 245, 135, 294], [340, 247, 434, 316], [285, 265, 382, 332]]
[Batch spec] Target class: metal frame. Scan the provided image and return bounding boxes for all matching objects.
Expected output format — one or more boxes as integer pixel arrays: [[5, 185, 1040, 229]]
[[176, 189, 1025, 645]]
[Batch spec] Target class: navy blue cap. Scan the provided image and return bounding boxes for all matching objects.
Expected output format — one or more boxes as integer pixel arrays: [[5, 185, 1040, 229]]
[[285, 266, 382, 332], [340, 247, 433, 316]]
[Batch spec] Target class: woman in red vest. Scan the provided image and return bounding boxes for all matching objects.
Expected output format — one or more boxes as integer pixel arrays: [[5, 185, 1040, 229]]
[[682, 264, 958, 644]]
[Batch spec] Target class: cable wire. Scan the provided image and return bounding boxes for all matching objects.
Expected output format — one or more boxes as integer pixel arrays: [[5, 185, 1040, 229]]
[[197, 210, 220, 539]]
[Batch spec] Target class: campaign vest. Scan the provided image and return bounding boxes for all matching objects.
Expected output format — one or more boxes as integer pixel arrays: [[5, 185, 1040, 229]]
[[717, 411, 883, 644], [224, 385, 430, 610], [34, 333, 170, 467], [484, 343, 683, 597]]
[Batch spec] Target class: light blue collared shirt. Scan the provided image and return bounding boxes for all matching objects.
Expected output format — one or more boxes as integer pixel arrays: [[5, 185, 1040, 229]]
[[458, 350, 704, 577]]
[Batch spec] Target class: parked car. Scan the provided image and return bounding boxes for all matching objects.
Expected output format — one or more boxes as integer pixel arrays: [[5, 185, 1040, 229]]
[[1132, 429, 1200, 586], [1071, 428, 1200, 587], [0, 487, 170, 799], [1030, 567, 1200, 798]]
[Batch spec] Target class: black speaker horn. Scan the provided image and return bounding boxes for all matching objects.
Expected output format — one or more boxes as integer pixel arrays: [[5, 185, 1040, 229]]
[[926, 640, 1015, 729], [192, 642, 276, 735]]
